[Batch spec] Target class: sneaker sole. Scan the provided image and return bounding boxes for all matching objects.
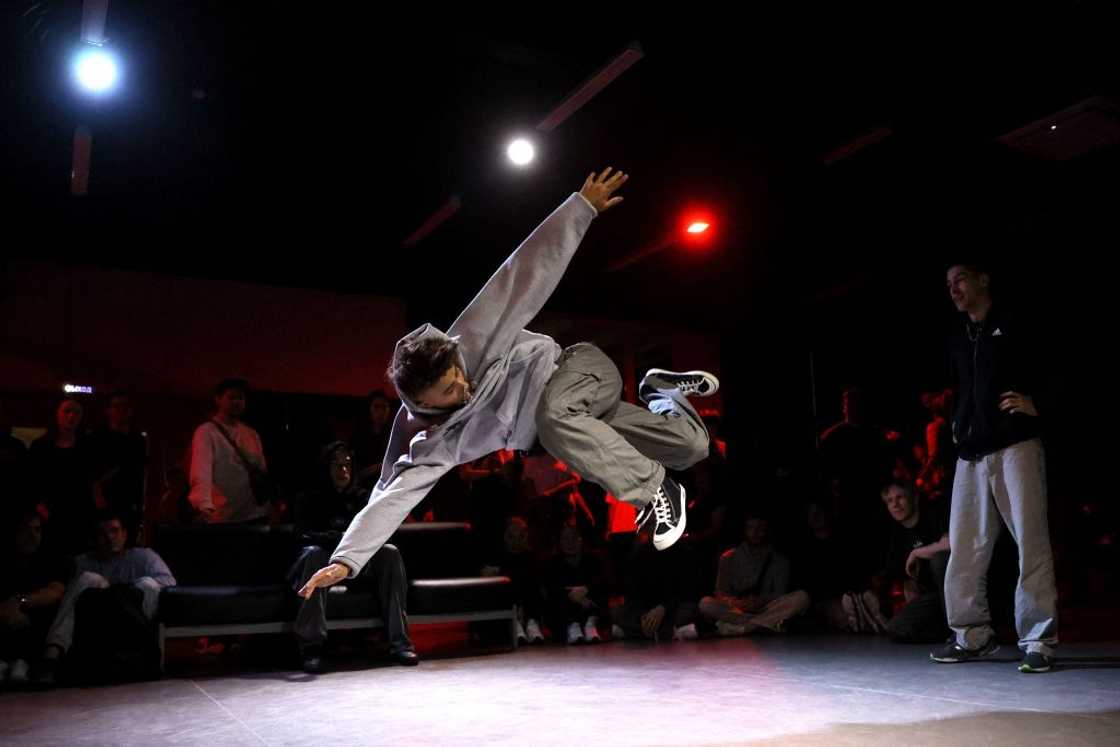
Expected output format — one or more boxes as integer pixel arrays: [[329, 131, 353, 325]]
[[643, 369, 721, 398], [930, 644, 1000, 663], [652, 485, 687, 551], [1019, 662, 1052, 673]]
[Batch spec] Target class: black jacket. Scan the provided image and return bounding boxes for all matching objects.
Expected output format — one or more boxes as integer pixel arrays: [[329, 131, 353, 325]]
[[949, 306, 1046, 461]]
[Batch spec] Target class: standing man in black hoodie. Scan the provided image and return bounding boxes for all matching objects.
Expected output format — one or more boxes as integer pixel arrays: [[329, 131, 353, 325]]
[[930, 262, 1058, 673]]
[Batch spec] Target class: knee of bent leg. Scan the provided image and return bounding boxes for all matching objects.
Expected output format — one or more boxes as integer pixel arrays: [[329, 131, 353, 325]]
[[681, 429, 711, 468], [791, 590, 811, 615], [535, 396, 567, 447], [76, 571, 109, 590]]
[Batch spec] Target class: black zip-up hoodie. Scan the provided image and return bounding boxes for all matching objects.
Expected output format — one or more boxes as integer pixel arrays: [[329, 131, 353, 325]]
[[949, 305, 1046, 461]]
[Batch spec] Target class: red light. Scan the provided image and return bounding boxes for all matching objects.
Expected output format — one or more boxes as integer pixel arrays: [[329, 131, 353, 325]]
[[681, 211, 716, 247]]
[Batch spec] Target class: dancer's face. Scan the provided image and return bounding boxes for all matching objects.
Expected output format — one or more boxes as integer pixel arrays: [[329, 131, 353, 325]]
[[415, 365, 471, 411], [946, 265, 989, 315]]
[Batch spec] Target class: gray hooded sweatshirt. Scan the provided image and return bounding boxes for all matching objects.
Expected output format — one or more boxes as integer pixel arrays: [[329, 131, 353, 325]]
[[331, 193, 598, 576]]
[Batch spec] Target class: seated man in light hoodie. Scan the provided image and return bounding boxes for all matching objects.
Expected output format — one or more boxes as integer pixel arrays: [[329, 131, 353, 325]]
[[299, 168, 719, 601]]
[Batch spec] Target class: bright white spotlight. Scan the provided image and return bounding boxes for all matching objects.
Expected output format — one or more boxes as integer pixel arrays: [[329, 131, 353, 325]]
[[507, 138, 535, 166], [73, 46, 120, 95]]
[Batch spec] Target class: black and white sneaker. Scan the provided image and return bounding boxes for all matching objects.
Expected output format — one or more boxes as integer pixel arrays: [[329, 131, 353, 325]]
[[639, 369, 720, 403], [649, 476, 687, 551], [1019, 651, 1054, 673], [930, 637, 1000, 663]]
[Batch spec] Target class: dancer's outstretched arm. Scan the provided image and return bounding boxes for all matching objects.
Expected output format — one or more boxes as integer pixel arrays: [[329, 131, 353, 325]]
[[448, 168, 627, 377]]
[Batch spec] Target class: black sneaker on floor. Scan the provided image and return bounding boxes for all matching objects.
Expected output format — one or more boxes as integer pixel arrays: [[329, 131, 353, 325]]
[[300, 646, 325, 674], [929, 638, 1000, 663], [639, 369, 720, 403], [390, 649, 420, 667], [650, 476, 687, 551], [29, 657, 59, 689], [1019, 651, 1053, 673]]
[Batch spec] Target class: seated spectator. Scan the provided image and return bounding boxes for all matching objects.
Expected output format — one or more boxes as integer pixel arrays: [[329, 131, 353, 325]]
[[481, 516, 546, 645], [879, 482, 950, 643], [290, 442, 417, 672], [1, 503, 71, 688], [31, 511, 176, 687], [680, 458, 728, 592], [543, 524, 607, 644], [29, 396, 94, 555], [792, 501, 859, 632], [188, 378, 271, 524], [699, 513, 810, 635], [85, 389, 147, 538], [611, 527, 701, 642], [522, 451, 585, 551], [461, 450, 521, 562]]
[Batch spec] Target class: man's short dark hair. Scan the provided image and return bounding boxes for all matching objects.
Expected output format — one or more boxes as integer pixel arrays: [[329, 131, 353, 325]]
[[92, 509, 127, 532], [946, 259, 991, 277], [214, 378, 250, 399], [318, 440, 353, 467], [387, 337, 460, 402], [881, 481, 914, 499]]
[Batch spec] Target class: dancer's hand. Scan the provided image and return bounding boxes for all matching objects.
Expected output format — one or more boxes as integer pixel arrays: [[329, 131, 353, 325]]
[[580, 168, 628, 213], [1000, 391, 1038, 417], [298, 562, 349, 599]]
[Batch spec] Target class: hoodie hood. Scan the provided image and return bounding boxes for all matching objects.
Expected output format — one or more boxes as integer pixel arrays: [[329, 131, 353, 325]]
[[393, 323, 470, 417]]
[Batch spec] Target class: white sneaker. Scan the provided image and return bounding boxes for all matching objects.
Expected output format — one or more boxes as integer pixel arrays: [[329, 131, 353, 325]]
[[583, 617, 602, 643], [514, 619, 528, 645], [861, 590, 889, 634], [611, 624, 626, 640], [566, 622, 584, 645], [673, 623, 699, 641], [9, 659, 30, 685], [715, 621, 748, 637], [525, 618, 545, 644]]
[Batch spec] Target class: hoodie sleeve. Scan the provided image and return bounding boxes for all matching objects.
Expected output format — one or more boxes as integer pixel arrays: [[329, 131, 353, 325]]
[[330, 410, 454, 577], [448, 193, 597, 377]]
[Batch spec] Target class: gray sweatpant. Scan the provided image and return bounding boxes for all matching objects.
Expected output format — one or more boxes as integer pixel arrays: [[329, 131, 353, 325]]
[[945, 438, 1058, 656], [535, 343, 710, 507]]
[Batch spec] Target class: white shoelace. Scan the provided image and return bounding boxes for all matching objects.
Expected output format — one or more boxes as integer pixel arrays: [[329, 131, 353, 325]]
[[676, 377, 707, 395], [652, 487, 674, 526]]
